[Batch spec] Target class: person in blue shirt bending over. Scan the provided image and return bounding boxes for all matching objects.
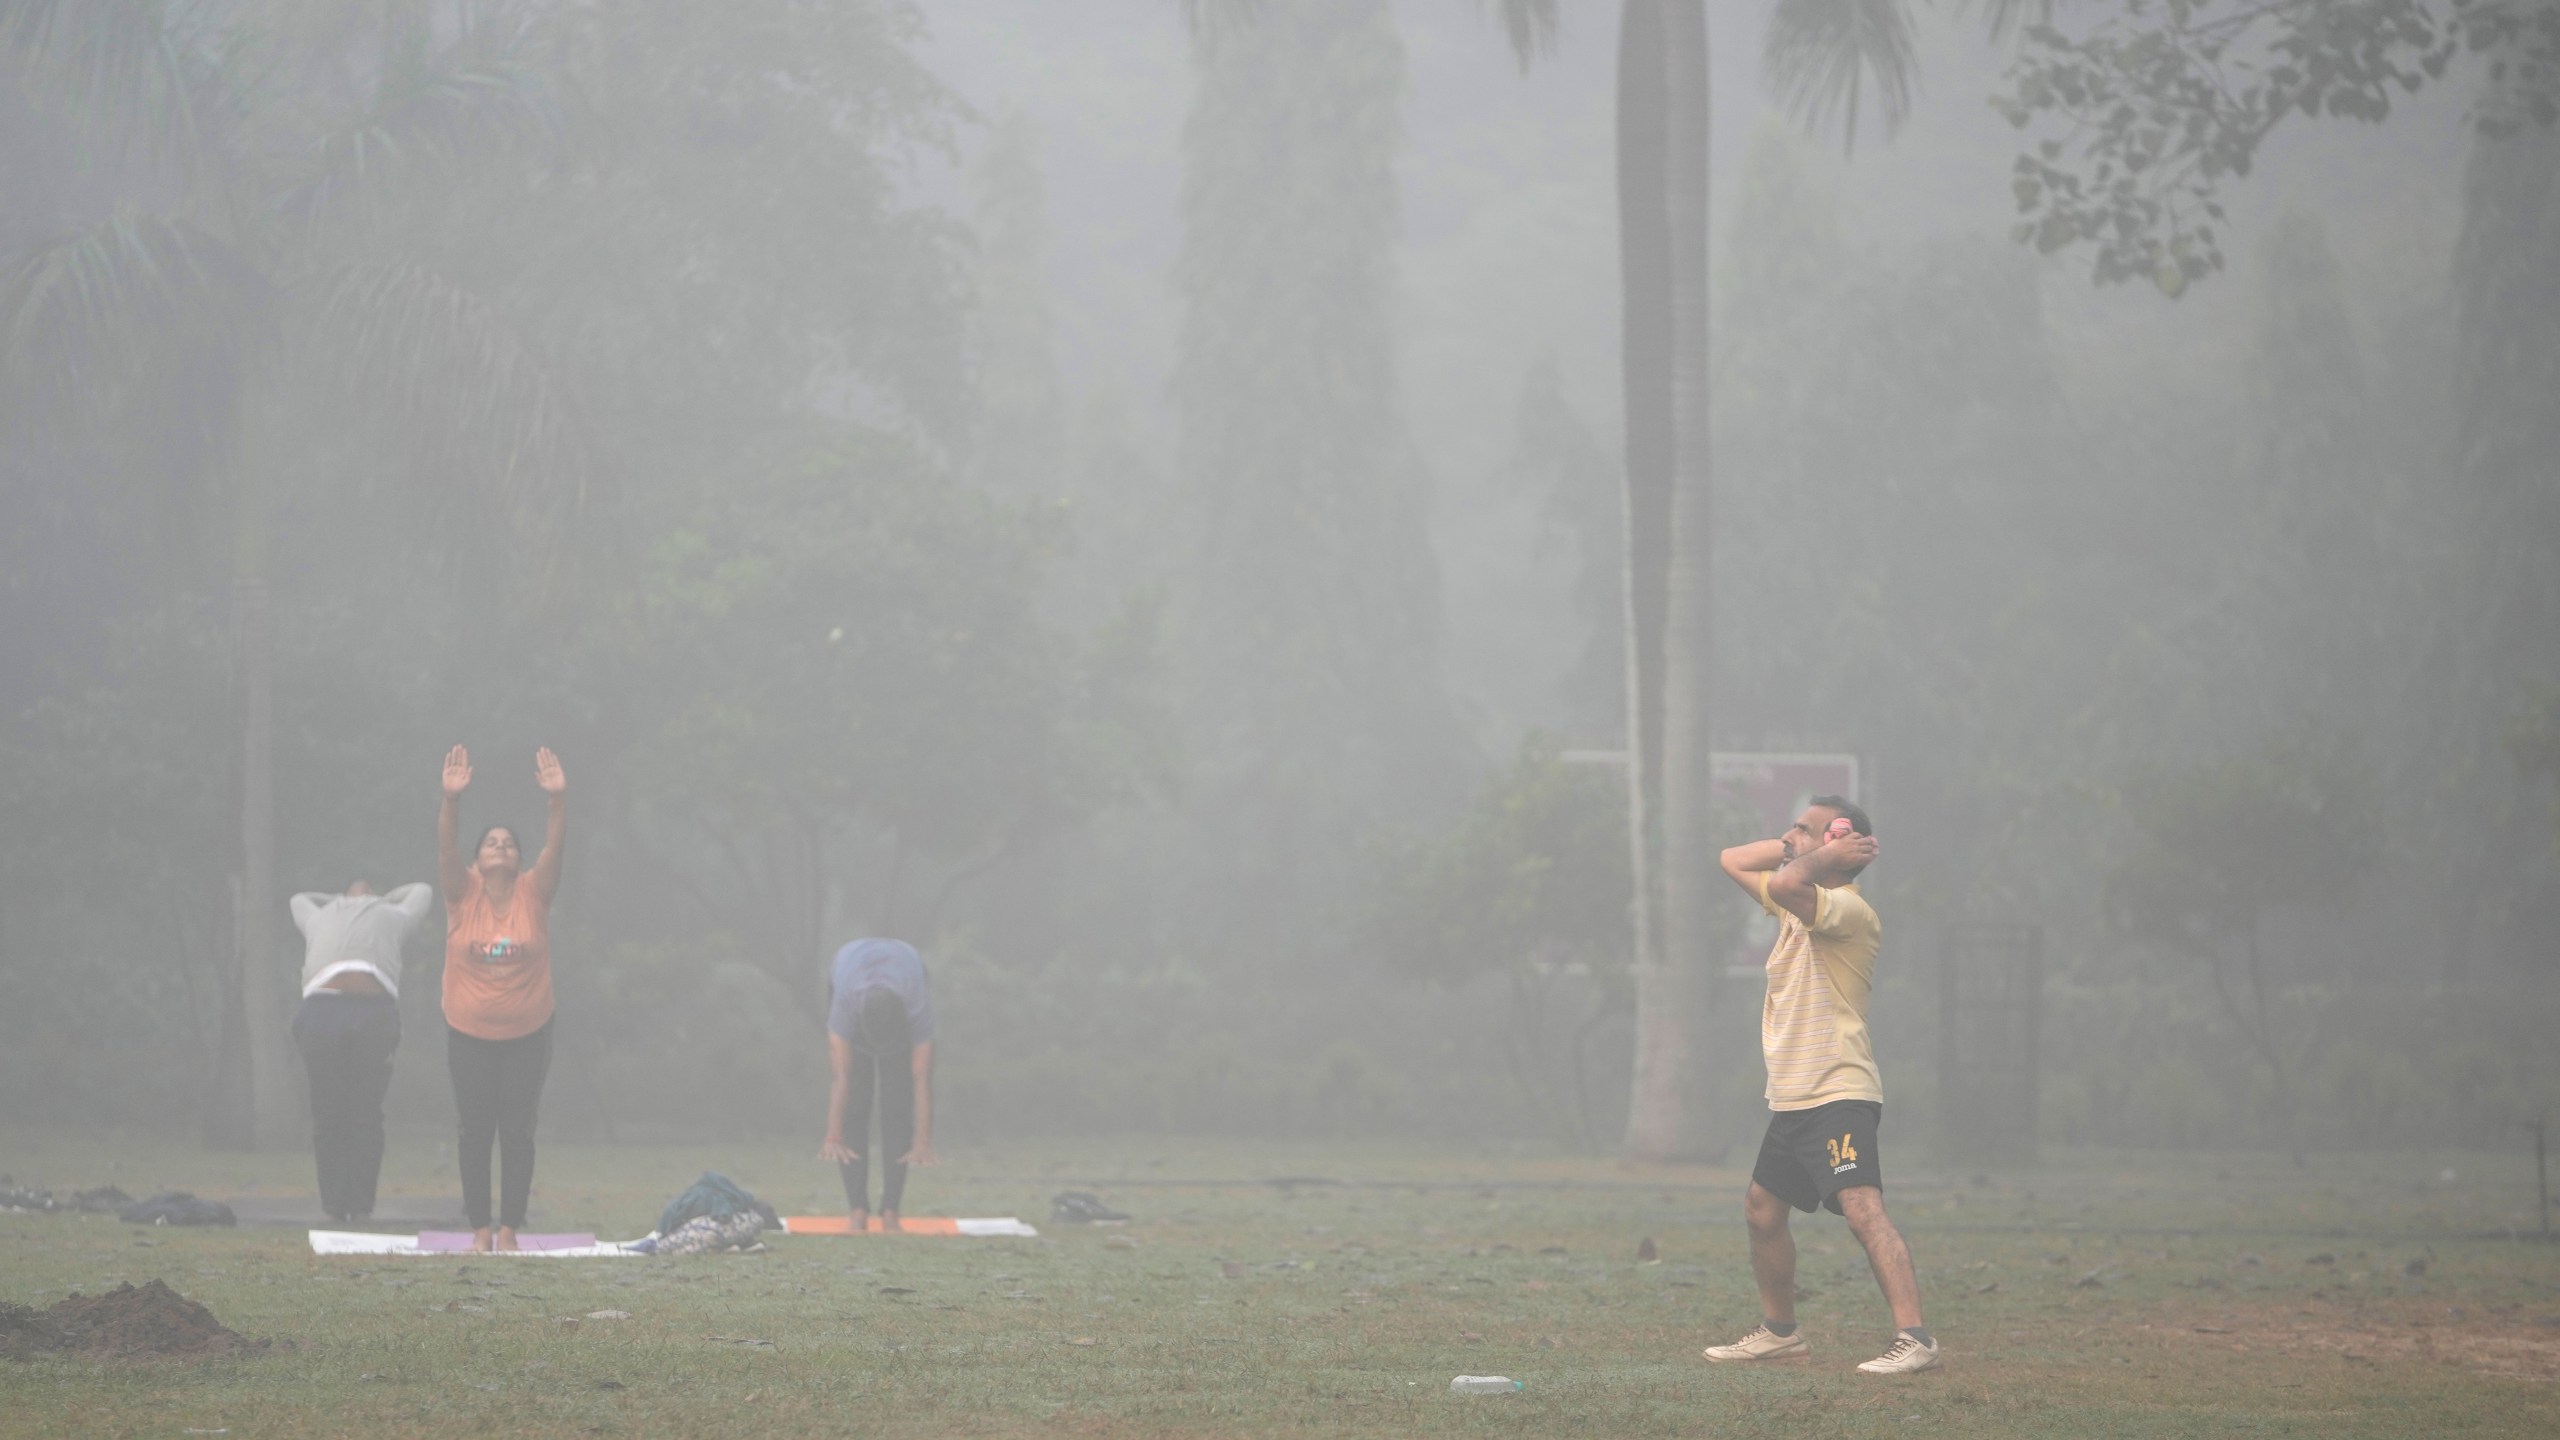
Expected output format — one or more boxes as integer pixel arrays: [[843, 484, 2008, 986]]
[[818, 938, 938, 1231]]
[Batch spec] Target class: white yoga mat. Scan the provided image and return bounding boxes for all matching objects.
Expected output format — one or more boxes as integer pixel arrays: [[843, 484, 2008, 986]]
[[309, 1229, 643, 1257], [778, 1215, 1038, 1237], [955, 1218, 1039, 1237]]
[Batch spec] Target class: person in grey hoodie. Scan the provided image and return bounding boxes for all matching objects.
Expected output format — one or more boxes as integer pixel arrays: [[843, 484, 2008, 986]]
[[289, 880, 433, 1222]]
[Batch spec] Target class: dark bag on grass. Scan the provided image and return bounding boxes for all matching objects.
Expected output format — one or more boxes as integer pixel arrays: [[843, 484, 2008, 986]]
[[655, 1172, 779, 1238]]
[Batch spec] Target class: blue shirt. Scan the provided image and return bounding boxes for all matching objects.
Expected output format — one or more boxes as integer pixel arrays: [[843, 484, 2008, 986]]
[[827, 939, 934, 1046]]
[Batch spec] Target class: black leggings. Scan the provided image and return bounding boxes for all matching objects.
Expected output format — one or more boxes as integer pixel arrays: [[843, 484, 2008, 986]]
[[292, 993, 401, 1220], [837, 1043, 914, 1214], [447, 1021, 553, 1230]]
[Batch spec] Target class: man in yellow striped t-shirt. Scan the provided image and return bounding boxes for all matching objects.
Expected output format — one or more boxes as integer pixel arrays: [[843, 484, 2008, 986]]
[[1699, 797, 1938, 1376]]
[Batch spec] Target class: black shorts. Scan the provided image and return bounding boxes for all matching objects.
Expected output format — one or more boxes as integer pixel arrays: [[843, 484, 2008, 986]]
[[1751, 1099, 1884, 1215]]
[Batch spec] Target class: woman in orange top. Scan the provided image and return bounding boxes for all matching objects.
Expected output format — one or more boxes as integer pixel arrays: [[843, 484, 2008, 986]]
[[437, 744, 567, 1252]]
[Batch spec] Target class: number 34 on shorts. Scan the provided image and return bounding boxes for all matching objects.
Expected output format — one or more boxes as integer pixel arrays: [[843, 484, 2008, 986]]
[[1749, 1099, 1885, 1216], [1826, 1133, 1858, 1172]]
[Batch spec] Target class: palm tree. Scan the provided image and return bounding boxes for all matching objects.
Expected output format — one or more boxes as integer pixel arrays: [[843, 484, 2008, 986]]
[[1, 0, 593, 1148], [1172, 0, 1958, 1158], [1613, 0, 1710, 1163], [1623, 0, 2028, 1158]]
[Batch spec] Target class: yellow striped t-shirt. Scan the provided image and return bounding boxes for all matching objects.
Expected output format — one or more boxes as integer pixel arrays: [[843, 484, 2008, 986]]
[[1755, 875, 1883, 1110]]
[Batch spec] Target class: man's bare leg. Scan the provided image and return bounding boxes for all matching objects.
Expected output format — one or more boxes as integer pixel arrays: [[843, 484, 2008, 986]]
[[1836, 1187, 1923, 1330], [879, 1209, 903, 1234], [848, 1207, 870, 1232], [494, 1225, 519, 1253], [1746, 1182, 1799, 1325], [1703, 1181, 1817, 1361], [470, 1225, 494, 1253]]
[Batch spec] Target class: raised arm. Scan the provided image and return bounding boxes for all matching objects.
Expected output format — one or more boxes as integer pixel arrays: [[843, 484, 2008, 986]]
[[288, 892, 328, 935], [526, 747, 568, 906], [1766, 832, 1880, 925], [383, 882, 434, 922], [438, 745, 472, 897], [900, 1040, 937, 1167], [1719, 837, 1786, 897]]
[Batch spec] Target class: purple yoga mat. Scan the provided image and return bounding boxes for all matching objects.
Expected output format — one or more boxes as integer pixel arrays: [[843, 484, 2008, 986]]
[[416, 1231, 597, 1252]]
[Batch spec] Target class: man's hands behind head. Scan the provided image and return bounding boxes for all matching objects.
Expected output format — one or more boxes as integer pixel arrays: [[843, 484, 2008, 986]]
[[1805, 831, 1878, 883]]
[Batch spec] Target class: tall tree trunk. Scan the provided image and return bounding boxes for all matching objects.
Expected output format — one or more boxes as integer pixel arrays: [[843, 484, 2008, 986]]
[[231, 399, 298, 1151], [1620, 0, 1711, 1161], [235, 566, 297, 1150], [1653, 0, 1717, 1157], [205, 873, 253, 1149]]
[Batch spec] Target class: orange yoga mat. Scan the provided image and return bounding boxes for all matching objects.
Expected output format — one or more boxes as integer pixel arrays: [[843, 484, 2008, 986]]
[[784, 1215, 962, 1236]]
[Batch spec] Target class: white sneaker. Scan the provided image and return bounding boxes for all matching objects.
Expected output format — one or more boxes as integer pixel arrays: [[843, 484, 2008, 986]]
[[1702, 1325, 1811, 1363], [1856, 1332, 1942, 1375]]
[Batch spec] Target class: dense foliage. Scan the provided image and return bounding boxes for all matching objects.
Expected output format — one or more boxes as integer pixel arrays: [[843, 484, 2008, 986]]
[[0, 1, 2552, 1158]]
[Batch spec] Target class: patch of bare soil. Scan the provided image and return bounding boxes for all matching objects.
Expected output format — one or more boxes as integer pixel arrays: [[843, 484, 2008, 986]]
[[2144, 1297, 2560, 1384], [0, 1280, 265, 1361]]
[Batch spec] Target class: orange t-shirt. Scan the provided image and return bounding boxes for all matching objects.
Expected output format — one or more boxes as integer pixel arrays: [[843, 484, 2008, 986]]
[[442, 871, 554, 1040]]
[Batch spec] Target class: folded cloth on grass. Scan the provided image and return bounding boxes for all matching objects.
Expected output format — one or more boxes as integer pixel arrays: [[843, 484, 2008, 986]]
[[119, 1193, 236, 1226], [781, 1216, 1038, 1237], [627, 1211, 768, 1256], [656, 1172, 780, 1238], [308, 1230, 641, 1257]]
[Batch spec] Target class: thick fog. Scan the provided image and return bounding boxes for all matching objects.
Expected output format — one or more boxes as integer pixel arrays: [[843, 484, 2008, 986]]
[[2, 0, 2554, 1166]]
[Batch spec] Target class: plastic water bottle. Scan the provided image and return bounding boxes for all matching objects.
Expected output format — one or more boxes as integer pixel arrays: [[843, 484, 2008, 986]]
[[1449, 1375, 1522, 1395]]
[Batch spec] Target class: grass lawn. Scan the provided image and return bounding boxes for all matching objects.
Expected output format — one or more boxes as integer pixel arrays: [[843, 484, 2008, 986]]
[[4, 1131, 2557, 1437]]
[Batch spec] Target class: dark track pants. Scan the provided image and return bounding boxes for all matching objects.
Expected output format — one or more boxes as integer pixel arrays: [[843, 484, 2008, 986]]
[[837, 1042, 914, 1214], [447, 1021, 553, 1230], [292, 992, 401, 1220]]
